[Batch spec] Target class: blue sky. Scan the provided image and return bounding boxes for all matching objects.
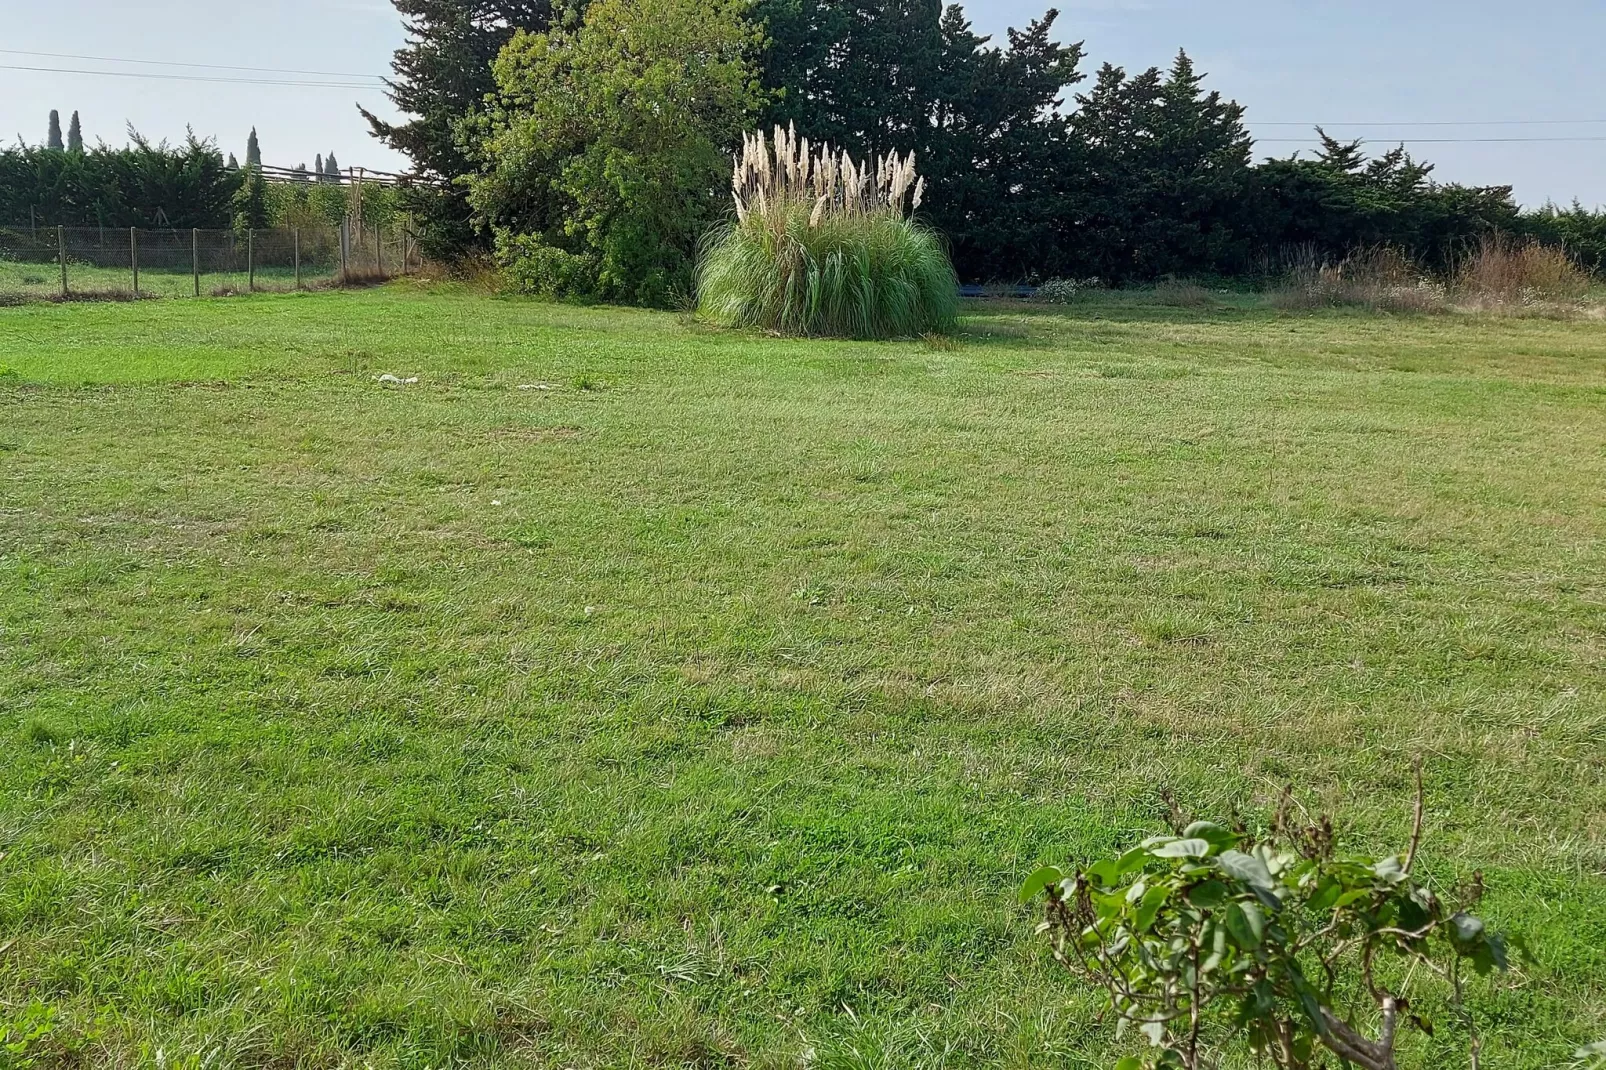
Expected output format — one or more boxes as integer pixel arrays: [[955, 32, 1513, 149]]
[[3, 0, 1602, 206]]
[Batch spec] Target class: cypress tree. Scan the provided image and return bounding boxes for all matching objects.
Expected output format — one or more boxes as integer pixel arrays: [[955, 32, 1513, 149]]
[[228, 153, 239, 170], [47, 110, 64, 150], [245, 127, 261, 170], [314, 153, 324, 182], [325, 152, 340, 181], [67, 111, 83, 153]]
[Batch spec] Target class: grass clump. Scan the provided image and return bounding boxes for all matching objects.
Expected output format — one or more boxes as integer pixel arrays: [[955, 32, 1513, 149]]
[[696, 125, 958, 339]]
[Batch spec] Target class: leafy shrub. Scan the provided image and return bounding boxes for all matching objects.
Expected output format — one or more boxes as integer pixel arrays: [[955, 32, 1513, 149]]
[[696, 125, 958, 338], [466, 0, 759, 306], [1022, 775, 1514, 1070]]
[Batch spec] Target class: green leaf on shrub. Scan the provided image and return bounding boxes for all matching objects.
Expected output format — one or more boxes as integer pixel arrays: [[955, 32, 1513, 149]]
[[1019, 865, 1065, 905], [1150, 837, 1213, 859], [1115, 847, 1150, 876], [1371, 855, 1406, 884], [1217, 849, 1275, 890], [1188, 880, 1231, 909], [1113, 1058, 1143, 1070], [1134, 884, 1170, 932], [1226, 900, 1266, 949], [1183, 821, 1240, 851], [1087, 858, 1121, 887]]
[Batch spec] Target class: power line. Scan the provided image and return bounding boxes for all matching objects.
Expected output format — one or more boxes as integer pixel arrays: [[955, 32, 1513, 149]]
[[0, 63, 380, 89], [1251, 119, 1606, 127], [1259, 136, 1606, 144], [0, 48, 383, 81]]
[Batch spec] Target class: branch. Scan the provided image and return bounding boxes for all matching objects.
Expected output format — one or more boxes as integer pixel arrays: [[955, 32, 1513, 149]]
[[1403, 755, 1425, 877]]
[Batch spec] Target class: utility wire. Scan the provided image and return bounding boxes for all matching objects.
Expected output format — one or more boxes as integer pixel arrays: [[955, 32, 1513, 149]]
[[0, 64, 380, 89], [0, 48, 383, 80], [1251, 119, 1606, 127], [1259, 136, 1606, 144]]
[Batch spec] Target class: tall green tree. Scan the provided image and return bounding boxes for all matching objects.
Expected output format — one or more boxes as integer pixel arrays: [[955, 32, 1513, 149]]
[[234, 167, 270, 230], [245, 127, 262, 169], [1067, 51, 1255, 279], [47, 110, 64, 151], [325, 152, 341, 180], [753, 0, 1085, 280], [66, 111, 83, 153], [467, 0, 761, 303], [362, 0, 583, 257], [314, 153, 324, 181]]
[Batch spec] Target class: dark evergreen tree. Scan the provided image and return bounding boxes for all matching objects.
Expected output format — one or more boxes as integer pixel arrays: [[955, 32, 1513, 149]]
[[1066, 51, 1255, 279], [227, 152, 239, 170], [66, 111, 83, 153], [325, 152, 341, 181], [754, 0, 1084, 280], [246, 127, 261, 169], [294, 161, 310, 183], [47, 110, 64, 150], [361, 0, 583, 257], [1247, 133, 1519, 273], [315, 153, 324, 182]]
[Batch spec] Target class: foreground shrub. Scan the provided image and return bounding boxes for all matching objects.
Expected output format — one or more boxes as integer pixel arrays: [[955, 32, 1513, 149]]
[[1023, 772, 1514, 1070], [696, 125, 958, 338]]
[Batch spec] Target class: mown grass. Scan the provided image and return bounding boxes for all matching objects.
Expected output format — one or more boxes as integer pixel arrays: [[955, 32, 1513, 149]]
[[1, 260, 340, 301], [1, 284, 1602, 1068]]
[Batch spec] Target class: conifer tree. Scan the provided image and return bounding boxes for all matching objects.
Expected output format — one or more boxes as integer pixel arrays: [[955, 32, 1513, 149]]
[[245, 127, 261, 170], [47, 110, 64, 150], [67, 111, 83, 153], [228, 153, 239, 170], [325, 152, 341, 181], [361, 0, 580, 255]]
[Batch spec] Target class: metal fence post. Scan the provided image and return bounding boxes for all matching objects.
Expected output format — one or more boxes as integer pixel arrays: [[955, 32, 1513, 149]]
[[247, 229, 255, 292], [192, 228, 200, 297], [293, 227, 301, 290], [131, 227, 139, 296], [57, 226, 67, 297]]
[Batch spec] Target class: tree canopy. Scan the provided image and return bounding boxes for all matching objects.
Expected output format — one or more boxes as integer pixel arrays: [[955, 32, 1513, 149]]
[[466, 0, 761, 304]]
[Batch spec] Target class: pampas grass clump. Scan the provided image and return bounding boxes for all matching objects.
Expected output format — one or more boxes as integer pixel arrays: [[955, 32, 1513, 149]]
[[697, 125, 958, 339]]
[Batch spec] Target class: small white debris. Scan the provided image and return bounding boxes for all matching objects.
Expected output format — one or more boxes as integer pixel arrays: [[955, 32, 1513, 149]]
[[375, 374, 420, 385], [491, 499, 503, 506], [517, 383, 552, 391]]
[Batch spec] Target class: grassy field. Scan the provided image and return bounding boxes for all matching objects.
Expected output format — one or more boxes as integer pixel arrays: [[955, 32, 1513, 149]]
[[1, 260, 340, 300], [1, 285, 1602, 1068]]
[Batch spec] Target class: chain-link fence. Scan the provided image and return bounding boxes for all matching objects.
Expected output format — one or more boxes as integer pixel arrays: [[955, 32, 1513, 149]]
[[0, 223, 419, 301]]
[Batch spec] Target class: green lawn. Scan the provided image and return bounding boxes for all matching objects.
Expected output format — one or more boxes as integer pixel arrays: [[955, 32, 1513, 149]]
[[1, 260, 340, 300], [1, 285, 1602, 1068]]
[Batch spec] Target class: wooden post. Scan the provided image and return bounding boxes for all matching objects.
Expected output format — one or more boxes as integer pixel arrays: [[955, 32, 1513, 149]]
[[293, 227, 301, 290], [192, 228, 200, 296], [339, 220, 348, 284], [374, 224, 382, 275], [247, 229, 255, 292], [131, 227, 139, 296], [57, 226, 67, 296]]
